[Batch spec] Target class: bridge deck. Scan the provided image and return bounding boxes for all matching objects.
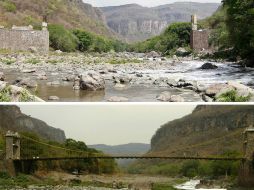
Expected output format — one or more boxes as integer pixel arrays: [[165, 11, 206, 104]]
[[17, 156, 244, 161]]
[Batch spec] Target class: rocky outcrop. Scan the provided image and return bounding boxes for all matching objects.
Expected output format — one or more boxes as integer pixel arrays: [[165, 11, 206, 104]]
[[151, 106, 254, 154], [0, 106, 66, 143], [101, 2, 220, 42]]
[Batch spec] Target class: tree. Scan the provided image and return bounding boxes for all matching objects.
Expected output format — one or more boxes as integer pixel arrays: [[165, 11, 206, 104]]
[[223, 0, 254, 66], [48, 24, 78, 52], [72, 29, 93, 52]]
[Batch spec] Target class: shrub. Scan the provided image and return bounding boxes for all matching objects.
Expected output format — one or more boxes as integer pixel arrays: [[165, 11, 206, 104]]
[[72, 29, 93, 52], [1, 1, 16, 12], [217, 90, 251, 102], [48, 24, 78, 52]]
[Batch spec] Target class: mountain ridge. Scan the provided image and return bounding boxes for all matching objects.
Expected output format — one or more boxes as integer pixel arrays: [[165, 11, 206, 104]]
[[101, 2, 220, 42], [0, 106, 66, 143]]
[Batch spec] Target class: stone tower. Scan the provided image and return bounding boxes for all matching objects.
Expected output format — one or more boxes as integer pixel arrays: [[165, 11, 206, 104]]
[[190, 14, 209, 51], [243, 125, 254, 161], [5, 131, 20, 160], [191, 14, 198, 30], [239, 125, 254, 187]]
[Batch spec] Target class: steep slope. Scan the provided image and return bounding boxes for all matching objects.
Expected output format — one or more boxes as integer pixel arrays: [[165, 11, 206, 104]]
[[88, 143, 150, 155], [150, 105, 254, 156], [0, 106, 66, 143], [101, 2, 220, 42], [0, 0, 115, 37]]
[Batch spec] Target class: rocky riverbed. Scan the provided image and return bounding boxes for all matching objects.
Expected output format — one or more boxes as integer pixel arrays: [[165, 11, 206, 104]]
[[0, 52, 253, 102]]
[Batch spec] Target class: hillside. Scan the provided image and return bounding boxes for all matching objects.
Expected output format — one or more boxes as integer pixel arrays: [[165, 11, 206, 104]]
[[88, 143, 150, 155], [150, 105, 254, 156], [0, 0, 115, 37], [0, 106, 66, 142], [101, 2, 220, 42]]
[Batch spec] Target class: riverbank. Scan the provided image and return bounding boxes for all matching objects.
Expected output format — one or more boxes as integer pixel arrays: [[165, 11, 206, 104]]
[[1, 171, 250, 190], [0, 52, 253, 102]]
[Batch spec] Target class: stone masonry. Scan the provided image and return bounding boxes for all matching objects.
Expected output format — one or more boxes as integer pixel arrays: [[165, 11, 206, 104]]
[[0, 23, 49, 53], [190, 14, 209, 51]]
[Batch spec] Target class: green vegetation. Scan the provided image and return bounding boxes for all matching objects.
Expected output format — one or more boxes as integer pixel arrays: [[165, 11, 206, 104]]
[[0, 58, 16, 65], [48, 25, 128, 53], [0, 0, 16, 12], [0, 86, 11, 102], [20, 132, 117, 174], [217, 90, 251, 102], [224, 0, 254, 66], [48, 24, 78, 52], [19, 89, 34, 102], [132, 22, 192, 55], [129, 151, 241, 179], [26, 58, 40, 65]]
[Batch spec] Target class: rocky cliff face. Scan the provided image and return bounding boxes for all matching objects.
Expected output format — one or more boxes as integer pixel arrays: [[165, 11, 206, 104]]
[[0, 106, 66, 143], [101, 2, 220, 42], [0, 0, 115, 38], [150, 106, 254, 155]]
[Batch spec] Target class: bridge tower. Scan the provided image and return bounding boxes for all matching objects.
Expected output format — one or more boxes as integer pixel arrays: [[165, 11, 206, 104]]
[[5, 131, 21, 160], [239, 125, 254, 187]]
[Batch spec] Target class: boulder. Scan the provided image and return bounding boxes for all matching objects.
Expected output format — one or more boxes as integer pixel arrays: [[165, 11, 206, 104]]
[[107, 96, 129, 102], [14, 78, 38, 89], [176, 47, 190, 57], [227, 81, 254, 97], [147, 51, 160, 58], [170, 95, 185, 102], [200, 63, 218, 70], [0, 81, 7, 91], [48, 96, 60, 101], [156, 91, 172, 102], [113, 75, 131, 84], [21, 69, 36, 73], [47, 81, 61, 86], [205, 84, 233, 97], [62, 75, 75, 82], [114, 83, 126, 89], [156, 91, 185, 102], [0, 72, 5, 81], [79, 71, 105, 91]]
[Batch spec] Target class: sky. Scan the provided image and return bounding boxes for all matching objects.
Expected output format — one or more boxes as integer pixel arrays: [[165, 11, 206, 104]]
[[83, 0, 222, 7], [20, 104, 195, 145]]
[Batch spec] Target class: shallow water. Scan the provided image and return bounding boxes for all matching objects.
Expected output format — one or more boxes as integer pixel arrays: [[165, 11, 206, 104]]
[[2, 61, 254, 102]]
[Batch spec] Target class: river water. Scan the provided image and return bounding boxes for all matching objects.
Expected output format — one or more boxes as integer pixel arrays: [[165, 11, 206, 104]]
[[175, 180, 227, 190], [3, 60, 254, 102]]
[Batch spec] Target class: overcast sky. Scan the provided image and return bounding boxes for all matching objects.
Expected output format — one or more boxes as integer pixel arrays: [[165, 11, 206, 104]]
[[19, 105, 195, 145], [83, 0, 222, 7]]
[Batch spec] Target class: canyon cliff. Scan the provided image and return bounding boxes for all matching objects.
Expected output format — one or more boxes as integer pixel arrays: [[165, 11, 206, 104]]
[[0, 106, 66, 143], [101, 2, 220, 42]]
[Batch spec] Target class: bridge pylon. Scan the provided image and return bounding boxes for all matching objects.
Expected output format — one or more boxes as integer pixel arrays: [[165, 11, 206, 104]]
[[239, 125, 254, 187], [5, 131, 21, 160]]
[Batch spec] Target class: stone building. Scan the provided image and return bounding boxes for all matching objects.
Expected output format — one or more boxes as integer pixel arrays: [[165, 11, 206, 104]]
[[190, 14, 209, 51], [0, 22, 49, 53]]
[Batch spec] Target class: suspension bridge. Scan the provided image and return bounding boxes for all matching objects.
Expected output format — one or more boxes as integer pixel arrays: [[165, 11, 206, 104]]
[[0, 126, 254, 186]]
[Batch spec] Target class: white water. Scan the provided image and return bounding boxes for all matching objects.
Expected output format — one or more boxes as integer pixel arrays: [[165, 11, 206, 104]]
[[137, 61, 254, 87], [175, 180, 227, 190]]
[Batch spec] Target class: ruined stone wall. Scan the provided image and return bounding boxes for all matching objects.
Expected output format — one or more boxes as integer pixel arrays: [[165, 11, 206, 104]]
[[190, 30, 209, 51], [0, 29, 49, 53]]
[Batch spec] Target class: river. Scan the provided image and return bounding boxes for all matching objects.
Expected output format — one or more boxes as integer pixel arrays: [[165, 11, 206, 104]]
[[2, 58, 254, 102], [175, 180, 227, 190]]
